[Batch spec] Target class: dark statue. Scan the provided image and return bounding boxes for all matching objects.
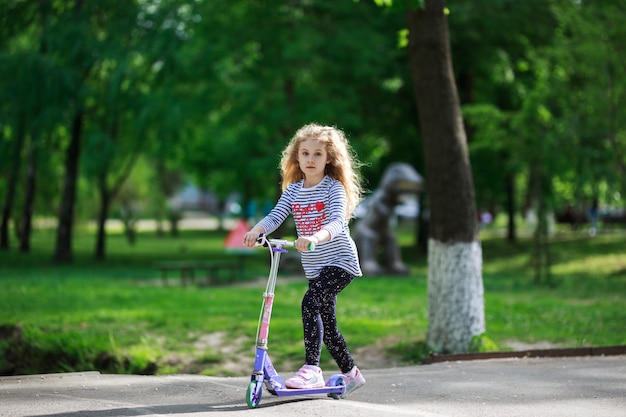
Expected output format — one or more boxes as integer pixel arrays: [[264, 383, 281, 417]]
[[352, 163, 424, 276]]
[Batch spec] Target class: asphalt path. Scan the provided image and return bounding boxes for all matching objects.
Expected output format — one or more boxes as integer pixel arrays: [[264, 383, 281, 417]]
[[1, 355, 624, 417]]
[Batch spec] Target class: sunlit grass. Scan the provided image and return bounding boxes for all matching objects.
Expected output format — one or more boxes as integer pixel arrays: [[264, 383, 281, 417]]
[[552, 252, 626, 275]]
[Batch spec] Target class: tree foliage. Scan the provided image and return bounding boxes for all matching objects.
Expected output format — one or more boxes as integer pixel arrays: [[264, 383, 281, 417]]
[[1, 0, 624, 264]]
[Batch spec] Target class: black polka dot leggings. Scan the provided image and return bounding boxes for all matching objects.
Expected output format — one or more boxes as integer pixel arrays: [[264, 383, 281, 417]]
[[302, 266, 355, 373]]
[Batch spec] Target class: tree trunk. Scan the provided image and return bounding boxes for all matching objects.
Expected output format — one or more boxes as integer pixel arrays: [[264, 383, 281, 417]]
[[1, 117, 25, 250], [417, 192, 428, 255], [407, 0, 485, 353], [530, 161, 553, 286], [19, 134, 38, 252], [505, 172, 516, 243], [95, 175, 110, 260], [53, 111, 83, 263]]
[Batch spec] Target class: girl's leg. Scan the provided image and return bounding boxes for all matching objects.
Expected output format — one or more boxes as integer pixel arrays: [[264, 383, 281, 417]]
[[301, 266, 354, 373]]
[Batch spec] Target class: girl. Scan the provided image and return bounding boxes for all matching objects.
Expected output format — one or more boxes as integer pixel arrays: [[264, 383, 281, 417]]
[[242, 123, 366, 397]]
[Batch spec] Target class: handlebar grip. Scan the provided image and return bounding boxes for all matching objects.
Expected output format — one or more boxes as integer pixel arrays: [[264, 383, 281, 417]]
[[307, 242, 316, 252]]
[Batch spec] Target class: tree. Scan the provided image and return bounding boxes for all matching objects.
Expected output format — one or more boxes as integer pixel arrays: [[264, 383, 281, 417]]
[[450, 0, 626, 249], [84, 0, 192, 258], [457, 0, 626, 284], [50, 0, 104, 263], [443, 0, 560, 245], [407, 0, 484, 353], [552, 0, 626, 208], [0, 3, 73, 252]]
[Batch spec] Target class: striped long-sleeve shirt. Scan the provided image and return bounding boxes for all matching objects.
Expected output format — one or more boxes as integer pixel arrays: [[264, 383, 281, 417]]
[[256, 176, 362, 280]]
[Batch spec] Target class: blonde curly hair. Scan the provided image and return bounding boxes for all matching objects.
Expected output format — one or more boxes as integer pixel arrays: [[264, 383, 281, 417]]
[[280, 123, 364, 218]]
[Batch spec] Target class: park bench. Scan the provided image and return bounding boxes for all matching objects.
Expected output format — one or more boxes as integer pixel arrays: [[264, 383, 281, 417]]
[[155, 219, 256, 287], [154, 261, 239, 286]]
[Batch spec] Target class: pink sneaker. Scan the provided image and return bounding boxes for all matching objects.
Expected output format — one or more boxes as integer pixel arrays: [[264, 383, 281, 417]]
[[285, 364, 325, 389], [341, 366, 365, 397]]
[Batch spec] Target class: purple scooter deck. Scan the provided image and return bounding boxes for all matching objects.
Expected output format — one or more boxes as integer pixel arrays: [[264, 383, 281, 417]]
[[272, 385, 345, 397]]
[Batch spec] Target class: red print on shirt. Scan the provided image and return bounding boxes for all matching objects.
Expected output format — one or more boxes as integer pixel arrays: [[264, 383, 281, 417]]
[[293, 202, 326, 235]]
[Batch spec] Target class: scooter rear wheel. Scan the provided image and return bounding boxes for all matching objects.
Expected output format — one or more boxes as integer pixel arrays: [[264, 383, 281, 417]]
[[326, 374, 347, 400]]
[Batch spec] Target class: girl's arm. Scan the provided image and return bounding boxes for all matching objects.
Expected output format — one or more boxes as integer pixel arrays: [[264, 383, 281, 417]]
[[243, 183, 299, 247]]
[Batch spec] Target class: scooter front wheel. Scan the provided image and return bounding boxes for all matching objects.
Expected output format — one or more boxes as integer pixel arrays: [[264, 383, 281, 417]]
[[246, 379, 263, 408]]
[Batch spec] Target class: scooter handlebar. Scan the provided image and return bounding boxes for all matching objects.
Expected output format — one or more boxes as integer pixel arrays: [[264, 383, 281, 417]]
[[255, 234, 315, 251]]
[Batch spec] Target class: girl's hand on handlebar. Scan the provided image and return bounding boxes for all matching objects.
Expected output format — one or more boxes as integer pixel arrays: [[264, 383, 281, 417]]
[[296, 236, 318, 252], [243, 231, 262, 247]]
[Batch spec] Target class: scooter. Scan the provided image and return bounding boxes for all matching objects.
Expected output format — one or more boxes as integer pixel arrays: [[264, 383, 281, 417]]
[[246, 234, 347, 408]]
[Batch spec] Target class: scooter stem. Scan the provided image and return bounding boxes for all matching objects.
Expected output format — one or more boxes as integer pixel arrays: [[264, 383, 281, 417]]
[[255, 248, 284, 349]]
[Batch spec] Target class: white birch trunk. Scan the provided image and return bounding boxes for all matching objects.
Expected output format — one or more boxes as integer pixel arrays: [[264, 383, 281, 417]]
[[427, 238, 485, 353]]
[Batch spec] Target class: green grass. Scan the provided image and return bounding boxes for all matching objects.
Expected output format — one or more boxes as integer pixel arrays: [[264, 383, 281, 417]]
[[0, 221, 625, 377]]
